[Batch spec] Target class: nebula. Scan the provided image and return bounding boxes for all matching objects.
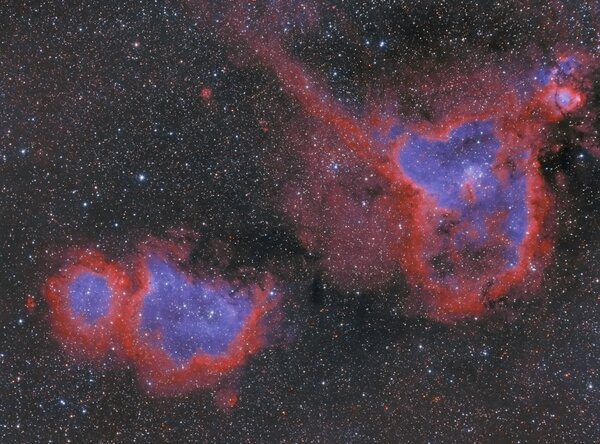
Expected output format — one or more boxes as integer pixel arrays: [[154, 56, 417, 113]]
[[193, 0, 592, 320], [43, 249, 131, 359], [138, 258, 253, 362], [69, 272, 113, 324], [386, 114, 553, 320], [43, 238, 279, 396], [398, 120, 527, 267], [118, 247, 277, 395]]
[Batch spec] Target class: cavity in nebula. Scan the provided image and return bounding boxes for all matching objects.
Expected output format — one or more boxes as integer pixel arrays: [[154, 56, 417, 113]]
[[398, 120, 528, 276]]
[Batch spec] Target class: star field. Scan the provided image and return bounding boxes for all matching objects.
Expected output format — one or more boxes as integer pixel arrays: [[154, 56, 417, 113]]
[[2, 1, 600, 442]]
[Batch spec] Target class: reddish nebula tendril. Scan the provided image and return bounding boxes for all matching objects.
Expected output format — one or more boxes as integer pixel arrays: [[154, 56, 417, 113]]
[[43, 241, 279, 396]]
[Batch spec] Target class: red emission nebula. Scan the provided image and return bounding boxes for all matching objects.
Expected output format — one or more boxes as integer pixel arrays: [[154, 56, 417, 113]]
[[41, 2, 598, 400], [43, 239, 279, 397], [202, 1, 594, 321], [281, 60, 588, 321]]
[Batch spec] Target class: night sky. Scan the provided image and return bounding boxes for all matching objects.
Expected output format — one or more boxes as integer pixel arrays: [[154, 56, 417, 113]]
[[2, 1, 600, 442]]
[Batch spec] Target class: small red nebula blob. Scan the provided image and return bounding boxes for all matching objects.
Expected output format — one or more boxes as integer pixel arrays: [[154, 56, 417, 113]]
[[200, 86, 213, 101], [25, 295, 37, 313], [538, 83, 585, 121], [42, 249, 131, 360], [214, 388, 239, 411], [259, 119, 270, 133]]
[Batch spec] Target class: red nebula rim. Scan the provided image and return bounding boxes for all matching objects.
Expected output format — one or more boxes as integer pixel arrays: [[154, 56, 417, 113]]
[[116, 251, 277, 395], [42, 249, 131, 359]]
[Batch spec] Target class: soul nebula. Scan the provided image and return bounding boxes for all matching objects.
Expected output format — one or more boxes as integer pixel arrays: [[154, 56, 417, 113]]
[[43, 242, 279, 396]]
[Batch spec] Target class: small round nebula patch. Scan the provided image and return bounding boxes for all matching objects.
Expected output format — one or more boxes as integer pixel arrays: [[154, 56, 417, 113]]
[[68, 272, 113, 325], [43, 250, 130, 359]]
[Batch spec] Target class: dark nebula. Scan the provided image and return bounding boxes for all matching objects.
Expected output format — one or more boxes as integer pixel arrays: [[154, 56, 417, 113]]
[[2, 0, 600, 442]]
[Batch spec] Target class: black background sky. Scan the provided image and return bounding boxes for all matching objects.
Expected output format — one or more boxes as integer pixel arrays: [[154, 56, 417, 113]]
[[2, 1, 600, 442]]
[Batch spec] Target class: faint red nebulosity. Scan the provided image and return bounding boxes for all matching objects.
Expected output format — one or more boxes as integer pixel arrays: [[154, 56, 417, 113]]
[[214, 387, 239, 411], [259, 119, 270, 133], [200, 86, 213, 101], [25, 294, 37, 313]]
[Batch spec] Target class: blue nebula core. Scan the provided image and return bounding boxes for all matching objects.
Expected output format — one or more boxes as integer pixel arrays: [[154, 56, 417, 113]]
[[398, 120, 527, 267], [68, 272, 112, 324], [556, 89, 576, 108], [140, 259, 252, 363]]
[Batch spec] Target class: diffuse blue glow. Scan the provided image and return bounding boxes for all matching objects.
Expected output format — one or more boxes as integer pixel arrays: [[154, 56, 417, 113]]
[[536, 55, 579, 86], [140, 259, 252, 363], [556, 89, 577, 108], [68, 272, 112, 324]]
